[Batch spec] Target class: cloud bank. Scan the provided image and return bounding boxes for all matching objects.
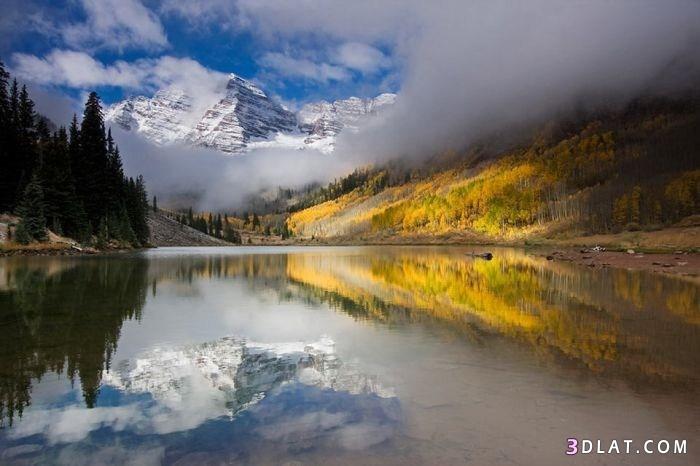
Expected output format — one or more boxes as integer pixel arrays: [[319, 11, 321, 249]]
[[110, 0, 700, 209], [113, 128, 355, 211], [331, 0, 700, 162], [10, 0, 700, 210]]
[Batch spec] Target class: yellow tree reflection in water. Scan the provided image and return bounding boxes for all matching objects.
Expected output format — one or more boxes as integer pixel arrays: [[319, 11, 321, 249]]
[[286, 248, 700, 389]]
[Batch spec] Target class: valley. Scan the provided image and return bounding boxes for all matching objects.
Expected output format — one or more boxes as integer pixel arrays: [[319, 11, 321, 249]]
[[284, 98, 700, 252]]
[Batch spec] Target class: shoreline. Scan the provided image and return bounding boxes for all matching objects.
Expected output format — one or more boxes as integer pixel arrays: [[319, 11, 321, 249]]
[[532, 248, 699, 281], [0, 243, 147, 257], [3, 240, 697, 282]]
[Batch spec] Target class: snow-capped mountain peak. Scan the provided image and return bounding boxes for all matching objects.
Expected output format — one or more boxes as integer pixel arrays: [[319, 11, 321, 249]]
[[105, 87, 194, 145], [105, 73, 396, 155], [102, 336, 394, 419], [298, 93, 397, 138]]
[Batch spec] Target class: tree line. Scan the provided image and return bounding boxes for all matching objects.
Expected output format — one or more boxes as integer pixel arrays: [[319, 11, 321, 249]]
[[288, 168, 388, 213], [175, 208, 293, 242], [176, 208, 242, 244], [0, 61, 149, 246]]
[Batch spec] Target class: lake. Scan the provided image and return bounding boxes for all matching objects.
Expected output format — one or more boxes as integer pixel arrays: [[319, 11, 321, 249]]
[[0, 246, 698, 465]]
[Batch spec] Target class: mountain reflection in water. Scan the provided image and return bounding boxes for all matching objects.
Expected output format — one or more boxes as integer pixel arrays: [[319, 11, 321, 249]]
[[0, 246, 698, 465]]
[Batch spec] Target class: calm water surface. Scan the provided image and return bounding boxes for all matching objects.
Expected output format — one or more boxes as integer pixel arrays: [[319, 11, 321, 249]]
[[0, 246, 698, 465]]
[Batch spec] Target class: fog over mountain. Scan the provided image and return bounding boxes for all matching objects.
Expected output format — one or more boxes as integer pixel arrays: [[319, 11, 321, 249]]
[[21, 0, 700, 210], [335, 0, 700, 164]]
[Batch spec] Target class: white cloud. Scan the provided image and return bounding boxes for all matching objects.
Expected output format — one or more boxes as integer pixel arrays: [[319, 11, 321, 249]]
[[12, 51, 230, 131], [227, 0, 700, 165], [160, 0, 241, 29], [334, 42, 389, 74], [12, 50, 146, 88], [11, 51, 227, 95], [235, 0, 416, 43], [60, 0, 167, 51], [258, 52, 351, 83]]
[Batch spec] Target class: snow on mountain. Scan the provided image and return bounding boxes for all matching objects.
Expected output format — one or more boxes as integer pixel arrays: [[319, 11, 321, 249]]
[[296, 93, 396, 153], [106, 88, 193, 145], [105, 73, 395, 155], [102, 336, 394, 419], [298, 93, 397, 138], [190, 75, 297, 154]]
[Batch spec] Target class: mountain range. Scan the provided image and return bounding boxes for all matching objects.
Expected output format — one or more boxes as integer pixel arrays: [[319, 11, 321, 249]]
[[102, 336, 394, 419], [105, 73, 395, 155]]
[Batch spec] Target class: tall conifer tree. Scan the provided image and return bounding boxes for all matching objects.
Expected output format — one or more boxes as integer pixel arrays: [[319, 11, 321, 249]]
[[0, 62, 11, 211], [76, 92, 109, 228]]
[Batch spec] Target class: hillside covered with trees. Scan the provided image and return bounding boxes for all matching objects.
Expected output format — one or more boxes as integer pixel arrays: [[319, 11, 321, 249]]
[[0, 61, 149, 249], [287, 97, 700, 246]]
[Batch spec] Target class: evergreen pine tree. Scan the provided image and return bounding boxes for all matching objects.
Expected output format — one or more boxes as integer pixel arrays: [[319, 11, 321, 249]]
[[0, 62, 11, 211], [224, 221, 241, 244], [15, 175, 47, 242], [39, 127, 88, 238], [125, 176, 149, 245], [0, 61, 8, 123], [0, 75, 149, 247], [106, 132, 125, 213], [1, 80, 22, 210], [117, 205, 137, 246], [68, 114, 81, 170], [96, 217, 108, 249], [17, 85, 38, 196], [76, 92, 109, 229], [281, 222, 292, 240], [14, 220, 31, 244]]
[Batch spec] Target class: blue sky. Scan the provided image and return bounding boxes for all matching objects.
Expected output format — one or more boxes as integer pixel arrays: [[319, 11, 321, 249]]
[[2, 0, 401, 111], [2, 0, 698, 161]]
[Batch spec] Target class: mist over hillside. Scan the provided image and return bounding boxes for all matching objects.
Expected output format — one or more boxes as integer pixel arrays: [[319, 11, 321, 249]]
[[9, 1, 700, 214]]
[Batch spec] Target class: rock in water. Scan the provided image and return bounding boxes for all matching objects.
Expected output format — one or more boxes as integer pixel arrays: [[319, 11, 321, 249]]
[[466, 252, 493, 260]]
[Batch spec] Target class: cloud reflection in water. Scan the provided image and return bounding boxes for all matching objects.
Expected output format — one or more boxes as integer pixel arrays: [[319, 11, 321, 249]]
[[3, 335, 400, 464]]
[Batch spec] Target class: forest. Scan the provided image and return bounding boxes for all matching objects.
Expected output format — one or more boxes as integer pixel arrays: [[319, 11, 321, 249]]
[[0, 61, 149, 248], [288, 97, 700, 241]]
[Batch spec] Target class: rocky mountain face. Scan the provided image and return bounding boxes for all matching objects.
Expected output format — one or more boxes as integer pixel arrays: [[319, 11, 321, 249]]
[[102, 336, 394, 419], [105, 73, 395, 154], [106, 88, 193, 145], [190, 75, 297, 153], [298, 93, 396, 138]]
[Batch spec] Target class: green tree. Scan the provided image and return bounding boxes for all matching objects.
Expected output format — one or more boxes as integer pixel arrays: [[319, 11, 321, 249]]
[[215, 213, 222, 238], [16, 85, 38, 197], [39, 127, 88, 239], [15, 175, 47, 242], [629, 186, 641, 225], [224, 222, 241, 244], [75, 92, 109, 228], [125, 176, 149, 246], [281, 221, 292, 240], [0, 62, 11, 211]]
